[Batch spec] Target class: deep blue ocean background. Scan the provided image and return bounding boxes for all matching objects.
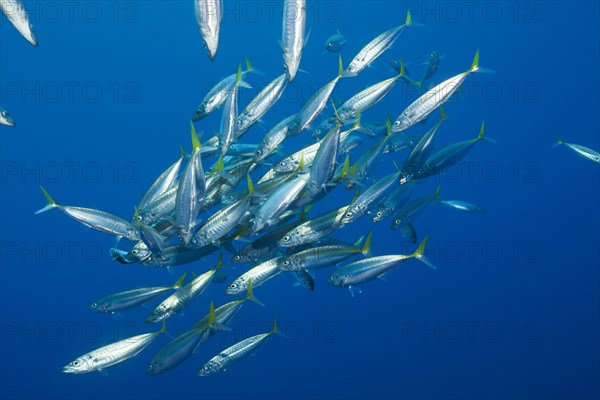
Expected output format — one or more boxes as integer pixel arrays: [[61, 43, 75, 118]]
[[1, 1, 599, 399]]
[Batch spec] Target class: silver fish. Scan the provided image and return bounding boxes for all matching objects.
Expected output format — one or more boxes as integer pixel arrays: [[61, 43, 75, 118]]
[[198, 319, 278, 376], [88, 273, 186, 313], [281, 0, 306, 81], [0, 0, 37, 46], [0, 107, 15, 127], [236, 73, 288, 136], [35, 185, 139, 242], [553, 135, 600, 164], [344, 11, 413, 77], [63, 322, 166, 374], [194, 0, 223, 60], [392, 50, 483, 133], [328, 237, 430, 292]]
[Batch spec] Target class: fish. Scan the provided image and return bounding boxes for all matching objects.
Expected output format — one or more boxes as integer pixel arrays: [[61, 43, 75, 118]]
[[392, 50, 484, 133], [344, 11, 414, 77], [253, 114, 295, 164], [35, 185, 140, 242], [339, 169, 402, 225], [88, 273, 187, 313], [372, 181, 415, 222], [0, 107, 15, 127], [232, 219, 304, 264], [194, 0, 223, 60], [64, 321, 166, 374], [328, 236, 431, 293], [308, 122, 341, 193], [249, 173, 309, 234], [137, 220, 166, 258], [398, 107, 446, 184], [278, 232, 372, 272], [190, 176, 254, 247], [336, 69, 406, 122], [147, 283, 261, 375], [175, 124, 206, 244], [439, 200, 486, 214], [419, 51, 441, 85], [553, 135, 600, 164], [146, 256, 225, 323], [287, 55, 345, 136], [0, 0, 37, 46], [226, 257, 281, 295], [192, 58, 254, 121], [136, 149, 185, 213], [390, 186, 440, 233], [277, 205, 348, 248], [236, 73, 288, 136], [293, 270, 315, 291], [324, 29, 348, 53], [220, 65, 243, 155], [418, 121, 489, 179], [139, 242, 220, 268], [198, 318, 278, 376], [344, 117, 391, 189], [281, 0, 306, 81]]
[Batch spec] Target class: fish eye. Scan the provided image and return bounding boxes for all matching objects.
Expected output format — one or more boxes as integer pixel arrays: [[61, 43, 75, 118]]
[[132, 249, 138, 255], [283, 64, 288, 71], [283, 260, 290, 266], [136, 216, 142, 222], [376, 212, 382, 217], [234, 255, 241, 261], [91, 303, 97, 308], [393, 121, 400, 127], [283, 235, 290, 242], [178, 235, 183, 241], [345, 212, 352, 218], [229, 283, 238, 289], [256, 149, 262, 156], [395, 219, 401, 224]]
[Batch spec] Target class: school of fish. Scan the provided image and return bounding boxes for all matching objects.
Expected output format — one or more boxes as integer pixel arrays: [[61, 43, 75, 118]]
[[0, 0, 596, 379]]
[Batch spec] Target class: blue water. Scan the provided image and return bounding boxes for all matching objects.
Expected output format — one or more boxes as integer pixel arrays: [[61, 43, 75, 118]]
[[1, 1, 599, 399]]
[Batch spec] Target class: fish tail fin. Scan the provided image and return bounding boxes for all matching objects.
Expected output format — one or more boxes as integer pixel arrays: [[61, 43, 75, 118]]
[[360, 231, 373, 256], [392, 160, 401, 172], [190, 122, 201, 152], [244, 57, 253, 72], [300, 204, 313, 221], [385, 115, 392, 137], [246, 279, 265, 306], [340, 154, 351, 179], [159, 319, 167, 335], [246, 174, 255, 196], [180, 145, 187, 158], [215, 250, 224, 269], [331, 99, 342, 125], [440, 105, 447, 121], [298, 153, 306, 171], [236, 64, 243, 84], [352, 110, 362, 131], [405, 10, 412, 26], [171, 272, 188, 289], [271, 316, 278, 334], [470, 49, 480, 72], [552, 135, 565, 148], [476, 121, 496, 143], [338, 54, 344, 78], [35, 185, 59, 214], [432, 185, 441, 199], [412, 236, 437, 269], [214, 155, 225, 173]]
